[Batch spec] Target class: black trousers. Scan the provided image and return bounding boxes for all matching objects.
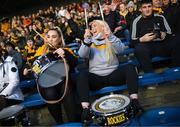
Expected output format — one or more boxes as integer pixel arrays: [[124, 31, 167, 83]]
[[40, 76, 79, 124], [134, 36, 180, 73], [77, 64, 138, 102]]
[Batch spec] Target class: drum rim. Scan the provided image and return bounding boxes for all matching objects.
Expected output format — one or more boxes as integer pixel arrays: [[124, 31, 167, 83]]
[[0, 104, 24, 120], [91, 94, 130, 116]]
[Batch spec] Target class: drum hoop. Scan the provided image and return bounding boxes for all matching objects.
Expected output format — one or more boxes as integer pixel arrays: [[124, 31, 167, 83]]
[[0, 105, 24, 120], [91, 94, 130, 115]]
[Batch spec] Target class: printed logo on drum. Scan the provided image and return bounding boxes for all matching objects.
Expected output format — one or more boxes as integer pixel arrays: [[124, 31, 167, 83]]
[[106, 113, 126, 126]]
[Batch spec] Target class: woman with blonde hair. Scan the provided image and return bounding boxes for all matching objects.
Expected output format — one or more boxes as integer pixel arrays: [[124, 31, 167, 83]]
[[77, 20, 142, 123]]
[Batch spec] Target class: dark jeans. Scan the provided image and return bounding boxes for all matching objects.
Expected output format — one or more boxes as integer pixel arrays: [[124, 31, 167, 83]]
[[77, 64, 138, 102], [134, 36, 180, 73]]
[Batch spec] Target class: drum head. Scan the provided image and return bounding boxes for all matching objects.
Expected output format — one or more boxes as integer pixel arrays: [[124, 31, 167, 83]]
[[37, 61, 66, 88], [0, 105, 24, 120], [91, 94, 130, 116]]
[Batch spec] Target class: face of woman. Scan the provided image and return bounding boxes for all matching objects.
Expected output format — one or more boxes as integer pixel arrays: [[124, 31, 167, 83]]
[[47, 30, 62, 48], [90, 22, 104, 37], [27, 40, 34, 48]]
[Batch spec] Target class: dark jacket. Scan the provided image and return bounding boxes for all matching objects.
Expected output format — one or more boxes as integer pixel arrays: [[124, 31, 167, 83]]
[[130, 13, 172, 47]]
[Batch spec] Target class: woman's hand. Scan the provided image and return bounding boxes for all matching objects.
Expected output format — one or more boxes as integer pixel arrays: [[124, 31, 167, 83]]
[[23, 68, 31, 76], [53, 48, 65, 58], [84, 29, 92, 38]]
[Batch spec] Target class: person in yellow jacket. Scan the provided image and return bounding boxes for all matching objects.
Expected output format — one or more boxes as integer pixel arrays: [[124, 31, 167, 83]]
[[0, 17, 10, 33], [24, 37, 37, 66], [153, 0, 164, 14]]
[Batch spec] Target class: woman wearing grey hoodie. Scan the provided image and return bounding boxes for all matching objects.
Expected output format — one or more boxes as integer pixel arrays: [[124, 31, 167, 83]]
[[77, 20, 142, 123]]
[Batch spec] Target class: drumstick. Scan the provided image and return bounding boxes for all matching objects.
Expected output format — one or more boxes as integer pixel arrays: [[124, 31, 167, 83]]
[[98, 2, 105, 21], [84, 8, 89, 29]]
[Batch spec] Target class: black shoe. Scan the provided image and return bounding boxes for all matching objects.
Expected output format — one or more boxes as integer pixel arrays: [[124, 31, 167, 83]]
[[131, 99, 144, 117], [81, 108, 92, 126]]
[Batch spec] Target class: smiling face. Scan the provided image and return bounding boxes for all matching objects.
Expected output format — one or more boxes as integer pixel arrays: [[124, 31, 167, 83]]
[[46, 30, 62, 48], [27, 40, 34, 48], [90, 21, 104, 37]]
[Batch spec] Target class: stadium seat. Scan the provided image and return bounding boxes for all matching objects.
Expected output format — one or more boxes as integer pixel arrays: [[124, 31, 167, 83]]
[[21, 93, 45, 108], [19, 79, 36, 88]]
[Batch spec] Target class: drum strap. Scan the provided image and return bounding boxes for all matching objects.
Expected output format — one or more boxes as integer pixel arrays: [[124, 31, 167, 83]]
[[36, 57, 69, 104]]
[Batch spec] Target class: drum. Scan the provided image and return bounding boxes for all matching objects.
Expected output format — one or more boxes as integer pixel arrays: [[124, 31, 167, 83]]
[[0, 105, 25, 126], [32, 52, 66, 88], [91, 94, 131, 126], [32, 52, 68, 104]]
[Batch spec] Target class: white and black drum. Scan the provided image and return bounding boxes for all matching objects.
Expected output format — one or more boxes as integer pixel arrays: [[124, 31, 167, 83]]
[[0, 105, 25, 126], [32, 52, 66, 88], [91, 94, 131, 126], [32, 52, 67, 102]]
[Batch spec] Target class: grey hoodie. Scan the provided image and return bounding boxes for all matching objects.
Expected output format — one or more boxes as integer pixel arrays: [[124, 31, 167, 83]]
[[78, 33, 125, 76]]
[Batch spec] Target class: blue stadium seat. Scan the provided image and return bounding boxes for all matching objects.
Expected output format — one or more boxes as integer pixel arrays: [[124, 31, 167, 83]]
[[21, 93, 45, 108], [19, 79, 36, 88], [120, 56, 171, 66], [90, 67, 180, 96], [120, 48, 134, 55], [55, 122, 83, 127], [138, 106, 180, 126], [20, 67, 180, 108]]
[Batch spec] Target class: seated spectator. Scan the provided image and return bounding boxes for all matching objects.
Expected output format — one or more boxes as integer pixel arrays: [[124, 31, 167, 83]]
[[5, 41, 23, 71], [131, 0, 180, 73], [126, 1, 140, 30], [152, 0, 164, 14], [77, 20, 142, 123], [103, 3, 130, 41], [24, 36, 37, 66], [0, 46, 24, 111]]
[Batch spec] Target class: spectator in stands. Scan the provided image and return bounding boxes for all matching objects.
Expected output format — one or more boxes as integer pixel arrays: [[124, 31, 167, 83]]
[[131, 0, 180, 73], [152, 0, 164, 14], [126, 1, 140, 30], [5, 41, 23, 71], [77, 20, 142, 123], [0, 17, 10, 34], [119, 2, 129, 18], [103, 3, 130, 41], [0, 45, 24, 111], [24, 36, 37, 66]]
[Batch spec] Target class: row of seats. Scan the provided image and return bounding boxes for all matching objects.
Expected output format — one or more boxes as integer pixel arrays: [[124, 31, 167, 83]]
[[20, 67, 180, 108], [19, 40, 179, 109]]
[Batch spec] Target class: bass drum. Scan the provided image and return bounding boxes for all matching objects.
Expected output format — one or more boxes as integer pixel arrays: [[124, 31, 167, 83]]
[[91, 94, 131, 126]]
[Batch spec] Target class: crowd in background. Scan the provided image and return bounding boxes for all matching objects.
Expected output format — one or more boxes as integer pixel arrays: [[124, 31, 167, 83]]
[[0, 0, 180, 125], [0, 0, 180, 80]]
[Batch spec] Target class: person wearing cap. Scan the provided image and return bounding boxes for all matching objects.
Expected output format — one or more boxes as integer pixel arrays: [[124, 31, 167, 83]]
[[0, 45, 24, 111]]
